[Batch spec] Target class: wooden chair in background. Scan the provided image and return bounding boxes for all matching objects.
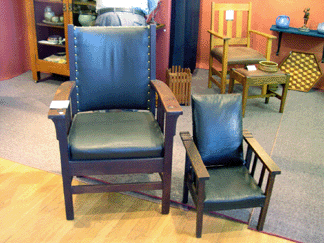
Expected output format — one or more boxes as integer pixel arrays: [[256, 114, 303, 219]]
[[208, 2, 276, 93]]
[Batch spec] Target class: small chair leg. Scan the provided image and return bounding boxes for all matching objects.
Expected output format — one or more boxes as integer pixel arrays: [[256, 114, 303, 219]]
[[279, 81, 289, 113], [182, 156, 190, 204], [195, 181, 205, 238], [208, 56, 214, 88], [242, 83, 249, 117], [196, 204, 204, 238], [228, 72, 235, 94], [257, 204, 269, 231], [182, 180, 189, 204], [265, 85, 270, 104], [220, 70, 227, 94], [248, 208, 255, 226]]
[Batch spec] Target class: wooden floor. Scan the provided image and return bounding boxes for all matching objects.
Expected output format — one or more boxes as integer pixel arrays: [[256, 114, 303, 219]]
[[0, 158, 294, 243]]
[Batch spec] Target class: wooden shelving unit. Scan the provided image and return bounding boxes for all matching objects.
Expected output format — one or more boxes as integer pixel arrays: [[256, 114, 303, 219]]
[[26, 1, 163, 82], [26, 0, 74, 82], [26, 0, 96, 82]]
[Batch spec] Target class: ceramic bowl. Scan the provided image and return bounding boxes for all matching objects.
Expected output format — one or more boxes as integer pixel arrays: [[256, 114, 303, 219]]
[[258, 61, 279, 73]]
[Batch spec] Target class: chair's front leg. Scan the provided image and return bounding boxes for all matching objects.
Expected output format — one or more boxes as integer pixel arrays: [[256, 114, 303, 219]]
[[220, 40, 230, 94], [257, 173, 277, 231], [62, 175, 74, 220], [151, 80, 182, 214], [196, 180, 206, 238], [208, 55, 214, 89], [51, 117, 74, 220], [265, 39, 273, 61], [182, 155, 190, 204], [161, 114, 180, 214]]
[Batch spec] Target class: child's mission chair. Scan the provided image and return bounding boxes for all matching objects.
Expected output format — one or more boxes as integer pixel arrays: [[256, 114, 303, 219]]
[[48, 24, 183, 220], [180, 94, 281, 237]]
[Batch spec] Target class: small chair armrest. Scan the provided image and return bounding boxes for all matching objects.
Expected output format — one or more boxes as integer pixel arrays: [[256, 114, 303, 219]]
[[249, 30, 277, 40], [207, 30, 231, 41], [150, 80, 183, 116], [48, 81, 76, 120], [243, 130, 281, 175], [180, 131, 210, 181]]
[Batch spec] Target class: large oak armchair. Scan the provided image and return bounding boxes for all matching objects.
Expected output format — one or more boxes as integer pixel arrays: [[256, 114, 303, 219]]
[[208, 2, 277, 93], [48, 24, 182, 220], [180, 94, 281, 238]]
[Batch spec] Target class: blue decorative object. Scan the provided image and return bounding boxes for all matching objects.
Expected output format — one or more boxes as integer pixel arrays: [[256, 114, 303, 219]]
[[276, 15, 290, 29], [318, 22, 324, 34]]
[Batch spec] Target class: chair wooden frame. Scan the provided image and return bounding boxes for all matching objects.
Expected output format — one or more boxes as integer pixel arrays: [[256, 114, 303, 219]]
[[48, 25, 183, 220], [208, 2, 276, 94], [49, 80, 182, 219], [180, 130, 281, 238]]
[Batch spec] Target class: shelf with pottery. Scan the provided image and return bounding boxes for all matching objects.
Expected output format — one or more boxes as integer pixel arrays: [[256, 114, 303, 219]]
[[26, 0, 73, 81], [35, 0, 63, 3], [73, 1, 96, 7], [271, 15, 324, 63], [72, 0, 97, 26]]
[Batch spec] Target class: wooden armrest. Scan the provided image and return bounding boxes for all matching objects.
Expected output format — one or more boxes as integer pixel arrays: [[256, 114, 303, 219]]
[[180, 131, 210, 181], [207, 30, 231, 40], [249, 30, 277, 40], [243, 129, 281, 175], [151, 80, 183, 116], [48, 81, 76, 120]]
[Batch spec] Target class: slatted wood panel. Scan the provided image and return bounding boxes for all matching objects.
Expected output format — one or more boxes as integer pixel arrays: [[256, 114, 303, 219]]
[[166, 66, 192, 106], [211, 2, 251, 47]]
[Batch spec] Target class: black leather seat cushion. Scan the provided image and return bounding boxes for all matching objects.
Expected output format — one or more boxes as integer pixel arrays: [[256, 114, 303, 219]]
[[204, 166, 266, 211], [68, 111, 164, 160], [211, 47, 266, 65]]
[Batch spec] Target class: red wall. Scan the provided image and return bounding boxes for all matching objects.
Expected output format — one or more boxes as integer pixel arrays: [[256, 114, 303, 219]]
[[154, 0, 172, 82], [3, 0, 323, 89], [1, 0, 171, 82], [0, 0, 30, 81], [196, 0, 324, 89]]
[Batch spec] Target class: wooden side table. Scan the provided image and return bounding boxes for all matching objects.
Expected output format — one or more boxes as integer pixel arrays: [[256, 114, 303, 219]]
[[229, 68, 290, 117]]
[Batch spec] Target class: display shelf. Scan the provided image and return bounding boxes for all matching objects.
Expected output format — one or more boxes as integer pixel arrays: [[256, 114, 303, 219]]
[[73, 1, 96, 7], [35, 0, 62, 3], [37, 23, 65, 28], [270, 25, 324, 63], [26, 0, 72, 81]]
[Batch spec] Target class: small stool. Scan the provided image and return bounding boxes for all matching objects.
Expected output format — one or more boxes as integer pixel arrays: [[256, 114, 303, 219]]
[[229, 68, 290, 117]]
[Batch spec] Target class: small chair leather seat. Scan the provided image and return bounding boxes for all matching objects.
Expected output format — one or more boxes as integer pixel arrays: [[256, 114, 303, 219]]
[[68, 111, 164, 160], [210, 47, 266, 65], [204, 166, 266, 211]]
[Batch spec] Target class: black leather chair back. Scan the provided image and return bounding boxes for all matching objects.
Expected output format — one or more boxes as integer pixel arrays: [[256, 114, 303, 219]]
[[191, 94, 244, 166], [68, 25, 156, 112]]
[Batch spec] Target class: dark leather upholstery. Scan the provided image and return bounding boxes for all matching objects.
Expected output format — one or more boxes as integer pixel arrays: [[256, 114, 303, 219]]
[[69, 111, 164, 160], [210, 47, 266, 65], [191, 94, 243, 166], [67, 26, 162, 161], [204, 166, 265, 211], [49, 24, 183, 220], [70, 27, 154, 112], [181, 94, 281, 237]]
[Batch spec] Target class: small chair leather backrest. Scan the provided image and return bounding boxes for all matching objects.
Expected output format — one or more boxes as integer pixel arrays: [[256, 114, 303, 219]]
[[68, 25, 156, 112], [210, 2, 252, 48], [192, 94, 244, 167]]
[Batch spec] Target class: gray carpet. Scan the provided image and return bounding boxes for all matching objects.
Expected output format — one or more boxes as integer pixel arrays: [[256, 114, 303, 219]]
[[1, 70, 323, 243]]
